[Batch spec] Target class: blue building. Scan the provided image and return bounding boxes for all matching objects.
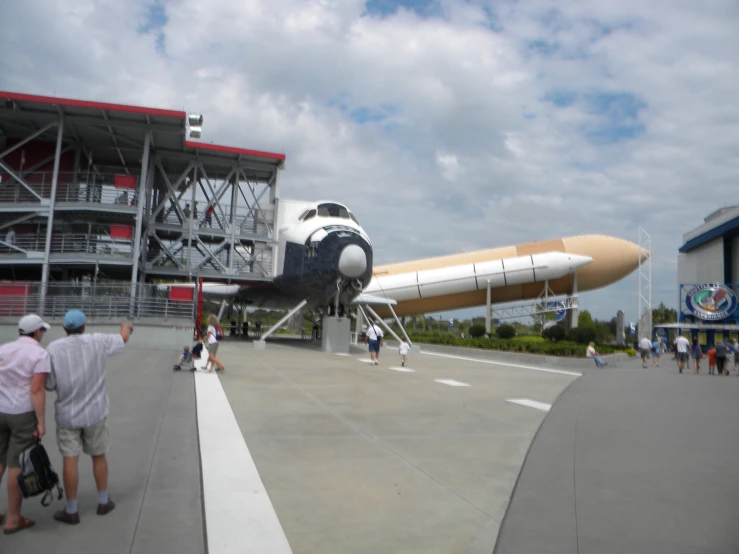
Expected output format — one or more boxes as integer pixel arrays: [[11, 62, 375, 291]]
[[656, 207, 739, 346]]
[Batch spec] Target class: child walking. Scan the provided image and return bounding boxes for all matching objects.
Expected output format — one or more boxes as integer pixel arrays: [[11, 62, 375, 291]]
[[399, 340, 410, 367]]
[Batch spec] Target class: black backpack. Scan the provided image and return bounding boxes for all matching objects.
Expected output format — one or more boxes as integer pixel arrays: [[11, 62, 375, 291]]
[[17, 440, 64, 506]]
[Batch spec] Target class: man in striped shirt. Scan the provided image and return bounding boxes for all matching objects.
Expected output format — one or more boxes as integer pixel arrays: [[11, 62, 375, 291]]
[[45, 310, 133, 525]]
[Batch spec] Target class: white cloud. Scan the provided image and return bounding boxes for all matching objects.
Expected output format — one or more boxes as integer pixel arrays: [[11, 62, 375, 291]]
[[1, 0, 738, 322]]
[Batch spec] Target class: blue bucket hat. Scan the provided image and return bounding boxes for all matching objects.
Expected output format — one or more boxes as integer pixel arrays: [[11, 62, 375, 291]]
[[63, 310, 87, 330]]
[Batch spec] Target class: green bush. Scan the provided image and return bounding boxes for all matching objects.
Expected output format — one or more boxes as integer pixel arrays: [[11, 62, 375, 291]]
[[573, 326, 597, 344], [468, 323, 487, 338], [543, 325, 566, 342], [496, 324, 516, 339], [405, 331, 638, 358]]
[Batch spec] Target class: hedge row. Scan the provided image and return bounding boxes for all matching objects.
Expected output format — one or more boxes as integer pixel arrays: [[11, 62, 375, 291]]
[[405, 333, 637, 358]]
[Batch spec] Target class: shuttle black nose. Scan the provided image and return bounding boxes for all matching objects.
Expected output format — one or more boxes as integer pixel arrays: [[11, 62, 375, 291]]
[[338, 243, 367, 278]]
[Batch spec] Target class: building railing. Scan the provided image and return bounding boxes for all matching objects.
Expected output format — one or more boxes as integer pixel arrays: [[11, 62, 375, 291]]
[[154, 204, 274, 236], [0, 282, 195, 321], [0, 171, 138, 207], [1, 233, 133, 259], [145, 243, 273, 277]]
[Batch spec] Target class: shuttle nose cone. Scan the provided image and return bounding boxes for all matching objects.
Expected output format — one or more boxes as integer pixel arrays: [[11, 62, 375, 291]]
[[339, 244, 367, 278]]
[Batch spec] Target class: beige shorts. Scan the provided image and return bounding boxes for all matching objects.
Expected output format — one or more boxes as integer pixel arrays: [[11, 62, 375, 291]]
[[208, 342, 219, 356], [0, 411, 37, 468], [56, 418, 110, 457]]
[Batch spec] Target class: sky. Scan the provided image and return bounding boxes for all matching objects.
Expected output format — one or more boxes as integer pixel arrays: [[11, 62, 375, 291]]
[[1, 0, 738, 323]]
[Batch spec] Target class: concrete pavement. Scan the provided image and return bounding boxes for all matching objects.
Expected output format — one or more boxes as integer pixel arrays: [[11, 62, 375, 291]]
[[494, 359, 739, 554], [0, 347, 204, 554], [215, 340, 580, 554]]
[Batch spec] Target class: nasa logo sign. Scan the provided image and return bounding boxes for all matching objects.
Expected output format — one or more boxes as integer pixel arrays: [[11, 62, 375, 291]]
[[685, 284, 738, 321]]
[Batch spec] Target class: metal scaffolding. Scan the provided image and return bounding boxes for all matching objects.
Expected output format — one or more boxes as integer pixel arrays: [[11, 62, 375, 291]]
[[638, 227, 652, 338], [0, 90, 285, 319]]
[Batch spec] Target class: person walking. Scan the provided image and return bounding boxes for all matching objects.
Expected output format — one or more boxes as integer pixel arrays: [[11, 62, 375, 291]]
[[0, 314, 51, 535], [715, 341, 729, 376], [45, 310, 133, 525], [638, 337, 651, 368], [365, 322, 384, 365], [651, 337, 661, 367], [675, 334, 690, 374], [691, 338, 703, 374], [205, 314, 225, 373]]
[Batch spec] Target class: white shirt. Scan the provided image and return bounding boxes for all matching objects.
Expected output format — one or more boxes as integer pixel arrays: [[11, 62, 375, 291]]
[[639, 338, 652, 350], [207, 325, 218, 345], [46, 333, 125, 429], [366, 324, 383, 341], [586, 345, 597, 358], [676, 336, 690, 353], [399, 342, 410, 355], [5, 229, 16, 246], [0, 336, 51, 415]]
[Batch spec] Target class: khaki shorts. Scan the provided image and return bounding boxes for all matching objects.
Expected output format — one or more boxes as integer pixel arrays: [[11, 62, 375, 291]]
[[0, 411, 38, 468], [56, 418, 110, 458], [208, 342, 220, 356]]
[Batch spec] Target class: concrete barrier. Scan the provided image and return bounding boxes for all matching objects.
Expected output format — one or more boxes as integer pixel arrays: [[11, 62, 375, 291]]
[[0, 318, 195, 350], [382, 340, 631, 370]]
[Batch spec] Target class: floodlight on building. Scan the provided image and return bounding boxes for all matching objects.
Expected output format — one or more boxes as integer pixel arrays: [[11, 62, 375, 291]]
[[186, 113, 204, 139]]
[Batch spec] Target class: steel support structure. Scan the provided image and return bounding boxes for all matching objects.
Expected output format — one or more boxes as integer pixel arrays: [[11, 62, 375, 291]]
[[259, 299, 308, 342], [39, 116, 65, 316], [638, 227, 652, 339], [145, 158, 278, 281], [129, 131, 151, 317], [362, 304, 404, 344]]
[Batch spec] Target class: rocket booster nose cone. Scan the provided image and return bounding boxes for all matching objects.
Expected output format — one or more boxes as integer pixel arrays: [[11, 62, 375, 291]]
[[568, 254, 594, 271], [562, 235, 643, 292]]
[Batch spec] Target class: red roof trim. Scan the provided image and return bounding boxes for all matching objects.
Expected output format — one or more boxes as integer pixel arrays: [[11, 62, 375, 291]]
[[186, 140, 286, 161], [0, 91, 186, 119]]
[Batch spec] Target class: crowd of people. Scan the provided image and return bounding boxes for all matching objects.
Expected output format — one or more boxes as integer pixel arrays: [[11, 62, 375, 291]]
[[670, 335, 739, 375], [0, 311, 132, 534]]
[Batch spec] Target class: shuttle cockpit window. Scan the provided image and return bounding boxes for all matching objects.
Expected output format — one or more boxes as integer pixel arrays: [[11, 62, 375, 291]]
[[316, 203, 350, 219], [300, 209, 317, 221], [348, 213, 360, 225]]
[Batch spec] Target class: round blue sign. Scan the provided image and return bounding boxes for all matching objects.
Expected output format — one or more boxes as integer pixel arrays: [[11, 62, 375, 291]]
[[685, 284, 737, 321]]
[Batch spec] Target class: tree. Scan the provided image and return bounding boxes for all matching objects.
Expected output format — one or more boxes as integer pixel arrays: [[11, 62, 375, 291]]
[[653, 302, 678, 325], [578, 310, 594, 328], [469, 323, 486, 338]]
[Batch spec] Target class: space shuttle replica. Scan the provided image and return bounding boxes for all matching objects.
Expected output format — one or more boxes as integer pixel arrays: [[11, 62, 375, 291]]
[[191, 210, 645, 323], [362, 235, 646, 318]]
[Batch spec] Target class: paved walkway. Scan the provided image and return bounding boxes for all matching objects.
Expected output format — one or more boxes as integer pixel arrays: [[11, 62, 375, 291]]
[[1, 348, 204, 554], [215, 341, 581, 554], [494, 360, 739, 554]]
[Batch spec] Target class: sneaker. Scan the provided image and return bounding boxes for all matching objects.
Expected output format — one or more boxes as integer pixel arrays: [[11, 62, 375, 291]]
[[54, 510, 80, 525], [401, 361, 404, 367], [97, 499, 116, 516]]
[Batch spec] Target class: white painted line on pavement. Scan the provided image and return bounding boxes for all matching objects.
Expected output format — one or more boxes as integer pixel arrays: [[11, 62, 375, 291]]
[[195, 372, 293, 554], [334, 352, 352, 356], [389, 366, 416, 372], [435, 379, 470, 387], [507, 398, 552, 412], [422, 351, 582, 377], [358, 358, 375, 364]]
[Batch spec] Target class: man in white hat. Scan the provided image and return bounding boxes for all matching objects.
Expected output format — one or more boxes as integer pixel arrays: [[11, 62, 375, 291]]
[[0, 313, 51, 535]]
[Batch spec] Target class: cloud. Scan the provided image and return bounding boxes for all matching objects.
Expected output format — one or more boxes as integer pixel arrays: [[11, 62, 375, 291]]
[[1, 0, 738, 323]]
